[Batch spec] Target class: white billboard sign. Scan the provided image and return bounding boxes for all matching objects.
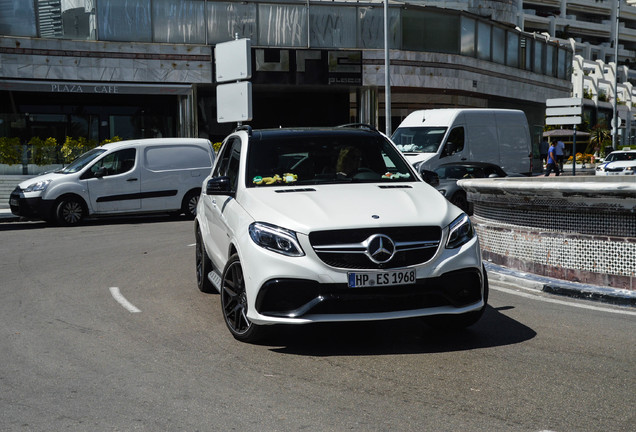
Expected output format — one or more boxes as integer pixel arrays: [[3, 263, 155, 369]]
[[215, 39, 252, 83], [216, 81, 252, 123]]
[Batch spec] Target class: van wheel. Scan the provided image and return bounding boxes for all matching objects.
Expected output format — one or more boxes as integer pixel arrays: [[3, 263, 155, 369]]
[[55, 197, 86, 226], [182, 190, 200, 218]]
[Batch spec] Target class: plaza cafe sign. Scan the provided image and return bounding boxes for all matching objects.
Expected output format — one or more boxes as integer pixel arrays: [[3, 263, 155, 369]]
[[0, 79, 192, 95]]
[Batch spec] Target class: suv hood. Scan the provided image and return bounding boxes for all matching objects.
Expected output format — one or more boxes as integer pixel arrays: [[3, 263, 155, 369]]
[[239, 182, 457, 235]]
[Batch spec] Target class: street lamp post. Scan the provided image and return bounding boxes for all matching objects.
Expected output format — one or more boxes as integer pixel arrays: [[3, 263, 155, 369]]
[[384, 0, 391, 136], [612, 0, 620, 150]]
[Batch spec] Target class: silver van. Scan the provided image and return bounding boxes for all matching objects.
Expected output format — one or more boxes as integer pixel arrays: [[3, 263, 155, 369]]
[[392, 109, 533, 175], [9, 138, 215, 225]]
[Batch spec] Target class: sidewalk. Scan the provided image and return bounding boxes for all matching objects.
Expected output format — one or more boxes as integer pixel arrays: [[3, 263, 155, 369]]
[[0, 206, 18, 222], [485, 262, 636, 307]]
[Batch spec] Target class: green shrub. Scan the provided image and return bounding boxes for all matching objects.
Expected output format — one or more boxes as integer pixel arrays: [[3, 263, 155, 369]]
[[0, 137, 21, 165], [28, 136, 59, 165]]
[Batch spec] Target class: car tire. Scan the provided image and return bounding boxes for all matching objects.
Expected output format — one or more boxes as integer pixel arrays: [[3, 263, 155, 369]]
[[221, 254, 265, 343], [425, 265, 489, 330], [182, 190, 200, 219], [195, 226, 215, 294], [55, 196, 86, 226], [450, 191, 470, 214]]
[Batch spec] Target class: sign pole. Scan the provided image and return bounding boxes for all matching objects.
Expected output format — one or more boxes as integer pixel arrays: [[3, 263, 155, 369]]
[[572, 124, 577, 176]]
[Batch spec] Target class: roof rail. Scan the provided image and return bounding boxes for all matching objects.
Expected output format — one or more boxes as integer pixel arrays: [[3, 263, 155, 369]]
[[336, 123, 378, 132], [234, 125, 252, 136]]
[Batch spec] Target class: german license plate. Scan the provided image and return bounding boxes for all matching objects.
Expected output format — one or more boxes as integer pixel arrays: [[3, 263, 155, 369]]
[[347, 269, 416, 288], [9, 198, 18, 206]]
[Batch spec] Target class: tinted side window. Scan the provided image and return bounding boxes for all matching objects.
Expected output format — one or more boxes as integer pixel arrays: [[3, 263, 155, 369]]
[[444, 127, 465, 156], [89, 148, 136, 177], [212, 137, 241, 190], [145, 145, 211, 171]]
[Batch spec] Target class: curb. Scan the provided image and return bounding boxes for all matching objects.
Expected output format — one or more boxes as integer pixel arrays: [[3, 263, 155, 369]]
[[485, 262, 636, 307]]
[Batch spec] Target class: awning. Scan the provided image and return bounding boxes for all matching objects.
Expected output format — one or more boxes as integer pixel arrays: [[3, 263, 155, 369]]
[[543, 129, 590, 137]]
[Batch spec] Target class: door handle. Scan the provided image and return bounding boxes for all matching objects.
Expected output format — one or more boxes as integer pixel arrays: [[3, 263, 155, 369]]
[[126, 178, 138, 182]]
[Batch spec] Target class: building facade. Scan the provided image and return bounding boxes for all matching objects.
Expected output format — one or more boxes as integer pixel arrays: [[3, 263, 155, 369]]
[[1, 0, 572, 156]]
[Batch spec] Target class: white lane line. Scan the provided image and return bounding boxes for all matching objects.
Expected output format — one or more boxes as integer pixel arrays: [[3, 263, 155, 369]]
[[491, 285, 636, 317], [109, 287, 141, 313]]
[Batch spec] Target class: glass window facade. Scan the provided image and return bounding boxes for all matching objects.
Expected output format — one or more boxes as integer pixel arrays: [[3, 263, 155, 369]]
[[0, 1, 571, 81], [461, 17, 475, 57], [152, 0, 206, 44], [310, 5, 356, 48]]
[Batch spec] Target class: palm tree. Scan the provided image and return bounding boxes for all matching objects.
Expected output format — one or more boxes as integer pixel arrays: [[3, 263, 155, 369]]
[[588, 122, 611, 155]]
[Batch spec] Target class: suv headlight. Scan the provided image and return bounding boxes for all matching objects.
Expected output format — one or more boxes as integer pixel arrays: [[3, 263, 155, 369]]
[[24, 179, 52, 192], [249, 222, 305, 257], [446, 214, 474, 249]]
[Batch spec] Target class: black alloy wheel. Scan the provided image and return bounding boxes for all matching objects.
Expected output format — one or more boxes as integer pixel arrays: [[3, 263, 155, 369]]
[[195, 226, 215, 293], [221, 254, 264, 342]]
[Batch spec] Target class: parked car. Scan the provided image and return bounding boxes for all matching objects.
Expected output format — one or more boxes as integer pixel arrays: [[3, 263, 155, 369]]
[[195, 125, 488, 343], [423, 162, 510, 214], [9, 138, 215, 225], [595, 149, 636, 176]]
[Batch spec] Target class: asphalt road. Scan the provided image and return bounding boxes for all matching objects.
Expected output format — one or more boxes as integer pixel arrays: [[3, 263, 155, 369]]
[[1, 216, 634, 432]]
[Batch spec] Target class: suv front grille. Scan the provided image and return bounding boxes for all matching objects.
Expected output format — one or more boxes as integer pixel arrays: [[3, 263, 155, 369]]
[[309, 226, 441, 270]]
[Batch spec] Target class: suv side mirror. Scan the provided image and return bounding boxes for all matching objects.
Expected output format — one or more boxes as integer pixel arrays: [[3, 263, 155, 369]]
[[206, 176, 235, 196], [420, 170, 440, 187]]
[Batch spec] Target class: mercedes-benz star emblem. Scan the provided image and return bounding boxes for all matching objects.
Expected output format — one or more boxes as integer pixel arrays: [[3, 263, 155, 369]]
[[365, 234, 396, 264]]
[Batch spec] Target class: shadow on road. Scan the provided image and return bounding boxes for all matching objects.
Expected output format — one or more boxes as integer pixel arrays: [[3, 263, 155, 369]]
[[0, 214, 190, 231], [266, 305, 535, 356]]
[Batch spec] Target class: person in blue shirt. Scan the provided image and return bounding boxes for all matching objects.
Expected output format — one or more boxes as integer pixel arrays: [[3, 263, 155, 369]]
[[545, 141, 559, 176]]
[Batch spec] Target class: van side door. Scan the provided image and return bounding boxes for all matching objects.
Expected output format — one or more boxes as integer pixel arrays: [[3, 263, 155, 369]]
[[83, 148, 141, 213]]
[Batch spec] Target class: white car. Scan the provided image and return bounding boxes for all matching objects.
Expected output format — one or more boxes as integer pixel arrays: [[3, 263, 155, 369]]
[[195, 125, 487, 342], [9, 138, 215, 225], [596, 149, 636, 176]]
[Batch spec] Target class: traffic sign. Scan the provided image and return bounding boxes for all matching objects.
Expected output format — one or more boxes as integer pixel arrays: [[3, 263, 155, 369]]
[[545, 106, 582, 116], [545, 97, 583, 126], [545, 116, 582, 125], [546, 97, 582, 107]]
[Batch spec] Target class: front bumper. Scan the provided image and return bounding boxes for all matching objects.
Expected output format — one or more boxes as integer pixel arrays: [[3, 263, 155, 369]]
[[9, 188, 54, 220], [256, 267, 483, 318], [239, 227, 484, 325]]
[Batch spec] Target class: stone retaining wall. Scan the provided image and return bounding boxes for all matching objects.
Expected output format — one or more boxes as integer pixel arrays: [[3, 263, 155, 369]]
[[459, 176, 636, 290]]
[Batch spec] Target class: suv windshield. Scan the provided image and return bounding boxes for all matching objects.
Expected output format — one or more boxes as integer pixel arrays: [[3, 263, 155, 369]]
[[60, 147, 107, 174], [246, 132, 415, 186], [391, 127, 447, 153]]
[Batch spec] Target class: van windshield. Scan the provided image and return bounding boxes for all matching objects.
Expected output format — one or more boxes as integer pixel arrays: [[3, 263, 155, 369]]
[[60, 147, 107, 174], [392, 127, 447, 153]]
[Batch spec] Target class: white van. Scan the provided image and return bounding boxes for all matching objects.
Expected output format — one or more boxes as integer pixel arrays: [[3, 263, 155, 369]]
[[9, 138, 215, 225], [391, 109, 532, 175]]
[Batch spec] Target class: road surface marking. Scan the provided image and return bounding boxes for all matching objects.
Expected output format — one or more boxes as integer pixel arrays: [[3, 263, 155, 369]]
[[491, 285, 636, 316], [109, 287, 141, 313]]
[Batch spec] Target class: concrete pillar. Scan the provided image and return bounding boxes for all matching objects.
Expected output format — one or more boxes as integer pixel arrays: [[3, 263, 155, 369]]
[[357, 87, 378, 128]]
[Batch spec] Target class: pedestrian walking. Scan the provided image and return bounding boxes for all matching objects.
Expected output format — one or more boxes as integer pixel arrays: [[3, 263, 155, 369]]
[[539, 138, 549, 165], [545, 141, 559, 176], [556, 140, 565, 172]]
